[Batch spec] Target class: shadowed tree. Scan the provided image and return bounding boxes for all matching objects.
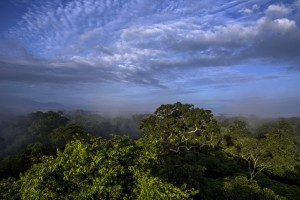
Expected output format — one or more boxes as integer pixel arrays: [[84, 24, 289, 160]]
[[223, 176, 286, 200], [227, 137, 271, 180], [28, 111, 69, 137]]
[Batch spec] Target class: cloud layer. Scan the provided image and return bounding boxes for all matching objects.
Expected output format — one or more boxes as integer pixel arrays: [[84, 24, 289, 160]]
[[0, 0, 300, 115]]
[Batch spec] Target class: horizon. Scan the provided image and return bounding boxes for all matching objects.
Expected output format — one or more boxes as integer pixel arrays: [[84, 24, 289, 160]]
[[1, 0, 300, 117]]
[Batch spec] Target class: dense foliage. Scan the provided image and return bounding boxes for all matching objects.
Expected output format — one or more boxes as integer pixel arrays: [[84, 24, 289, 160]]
[[0, 102, 299, 199]]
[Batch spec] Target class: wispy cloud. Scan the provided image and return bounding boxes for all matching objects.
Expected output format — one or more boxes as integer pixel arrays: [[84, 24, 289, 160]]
[[239, 4, 260, 14], [0, 0, 299, 115], [1, 1, 298, 87]]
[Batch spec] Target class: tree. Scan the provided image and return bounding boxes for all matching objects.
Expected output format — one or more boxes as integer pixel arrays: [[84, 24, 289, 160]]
[[28, 111, 69, 137], [19, 135, 196, 199], [226, 119, 300, 181], [20, 136, 135, 199], [133, 173, 197, 200], [50, 124, 85, 148], [227, 137, 271, 180], [221, 118, 251, 146], [223, 176, 286, 200], [264, 120, 300, 177], [140, 102, 221, 155], [139, 102, 223, 193], [0, 177, 21, 200]]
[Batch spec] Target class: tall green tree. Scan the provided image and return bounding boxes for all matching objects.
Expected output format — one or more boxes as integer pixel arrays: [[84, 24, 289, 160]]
[[139, 102, 224, 194], [140, 102, 221, 155]]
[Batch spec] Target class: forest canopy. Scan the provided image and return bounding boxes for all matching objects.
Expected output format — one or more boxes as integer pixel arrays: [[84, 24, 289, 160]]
[[0, 102, 299, 199]]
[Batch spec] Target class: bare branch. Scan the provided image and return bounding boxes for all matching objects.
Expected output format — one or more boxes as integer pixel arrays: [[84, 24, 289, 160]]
[[187, 127, 200, 134]]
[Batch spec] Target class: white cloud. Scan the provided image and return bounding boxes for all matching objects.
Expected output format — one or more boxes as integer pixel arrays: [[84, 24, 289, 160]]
[[257, 17, 297, 34], [239, 8, 253, 14], [265, 4, 290, 18], [239, 4, 259, 14], [272, 18, 297, 33]]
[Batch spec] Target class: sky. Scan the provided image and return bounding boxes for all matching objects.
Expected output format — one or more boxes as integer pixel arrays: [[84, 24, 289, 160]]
[[0, 0, 300, 117]]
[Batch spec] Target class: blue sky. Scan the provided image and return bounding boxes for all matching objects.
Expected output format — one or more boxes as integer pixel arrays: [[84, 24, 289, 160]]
[[0, 0, 300, 116]]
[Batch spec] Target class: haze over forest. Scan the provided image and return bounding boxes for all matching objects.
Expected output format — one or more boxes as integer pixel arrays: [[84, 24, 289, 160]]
[[0, 0, 300, 117]]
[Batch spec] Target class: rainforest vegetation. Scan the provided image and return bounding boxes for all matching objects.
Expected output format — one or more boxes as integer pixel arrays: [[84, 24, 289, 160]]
[[0, 102, 299, 199]]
